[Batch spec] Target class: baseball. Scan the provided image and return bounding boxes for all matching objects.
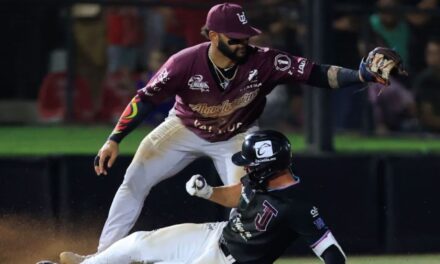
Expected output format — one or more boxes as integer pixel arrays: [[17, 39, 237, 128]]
[[196, 179, 205, 188]]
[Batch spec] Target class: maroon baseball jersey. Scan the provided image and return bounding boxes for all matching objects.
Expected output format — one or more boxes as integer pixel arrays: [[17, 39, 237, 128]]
[[138, 42, 314, 142]]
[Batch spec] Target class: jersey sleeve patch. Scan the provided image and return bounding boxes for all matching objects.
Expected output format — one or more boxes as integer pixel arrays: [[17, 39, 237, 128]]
[[268, 50, 314, 84]]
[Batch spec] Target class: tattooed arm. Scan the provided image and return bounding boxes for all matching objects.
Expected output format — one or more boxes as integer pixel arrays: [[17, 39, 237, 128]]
[[306, 64, 363, 89]]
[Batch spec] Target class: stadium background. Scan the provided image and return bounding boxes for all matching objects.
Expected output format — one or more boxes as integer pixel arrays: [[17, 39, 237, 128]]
[[1, 0, 440, 263]]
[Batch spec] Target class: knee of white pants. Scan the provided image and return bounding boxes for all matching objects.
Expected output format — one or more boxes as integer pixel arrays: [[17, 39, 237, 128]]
[[120, 161, 157, 201]]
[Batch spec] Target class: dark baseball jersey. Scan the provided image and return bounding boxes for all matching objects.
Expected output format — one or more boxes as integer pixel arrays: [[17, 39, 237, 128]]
[[221, 176, 329, 264], [137, 42, 314, 142]]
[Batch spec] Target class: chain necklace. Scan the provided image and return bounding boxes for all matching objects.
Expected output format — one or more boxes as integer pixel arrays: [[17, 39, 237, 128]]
[[208, 53, 239, 89]]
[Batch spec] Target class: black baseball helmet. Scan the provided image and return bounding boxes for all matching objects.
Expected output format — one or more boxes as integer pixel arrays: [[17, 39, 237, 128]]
[[232, 130, 292, 185]]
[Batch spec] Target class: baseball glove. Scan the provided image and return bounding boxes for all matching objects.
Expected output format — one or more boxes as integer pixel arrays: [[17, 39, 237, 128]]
[[359, 47, 407, 86]]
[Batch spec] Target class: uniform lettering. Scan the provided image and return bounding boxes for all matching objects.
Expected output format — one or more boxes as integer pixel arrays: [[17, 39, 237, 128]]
[[228, 122, 242, 132], [231, 214, 252, 241], [189, 89, 259, 118], [194, 119, 243, 135], [255, 200, 278, 231], [194, 119, 201, 128]]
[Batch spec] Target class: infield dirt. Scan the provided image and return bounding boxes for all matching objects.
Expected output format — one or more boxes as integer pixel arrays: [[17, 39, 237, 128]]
[[0, 215, 101, 264]]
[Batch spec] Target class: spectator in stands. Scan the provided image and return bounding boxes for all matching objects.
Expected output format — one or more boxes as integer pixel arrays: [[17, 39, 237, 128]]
[[164, 1, 245, 48], [96, 66, 139, 123], [139, 49, 175, 126], [360, 0, 418, 134], [406, 0, 440, 75], [368, 76, 417, 134], [249, 0, 305, 130], [97, 49, 172, 125], [37, 49, 94, 123], [106, 6, 144, 73], [413, 37, 440, 132], [331, 3, 365, 130], [171, 0, 211, 46], [141, 6, 167, 70], [72, 4, 106, 111], [367, 0, 411, 65]]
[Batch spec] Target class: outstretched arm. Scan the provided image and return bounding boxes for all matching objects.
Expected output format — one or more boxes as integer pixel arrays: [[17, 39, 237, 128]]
[[306, 47, 406, 89], [186, 175, 242, 208], [306, 64, 362, 89]]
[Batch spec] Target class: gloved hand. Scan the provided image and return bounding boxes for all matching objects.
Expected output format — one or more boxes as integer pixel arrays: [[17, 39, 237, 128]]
[[359, 47, 407, 86], [186, 174, 213, 199]]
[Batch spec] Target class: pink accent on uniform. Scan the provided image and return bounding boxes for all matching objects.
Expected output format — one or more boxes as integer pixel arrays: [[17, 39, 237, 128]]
[[311, 230, 331, 248]]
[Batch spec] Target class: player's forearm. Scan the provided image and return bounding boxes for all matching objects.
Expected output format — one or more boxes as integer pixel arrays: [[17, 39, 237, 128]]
[[208, 183, 242, 208], [306, 64, 363, 89], [108, 95, 154, 143]]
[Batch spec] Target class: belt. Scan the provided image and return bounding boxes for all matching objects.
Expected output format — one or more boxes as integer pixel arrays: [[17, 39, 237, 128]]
[[219, 241, 237, 264]]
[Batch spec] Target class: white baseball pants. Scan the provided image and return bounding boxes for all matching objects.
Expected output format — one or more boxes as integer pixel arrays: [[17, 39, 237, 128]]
[[87, 222, 233, 264], [98, 115, 257, 252]]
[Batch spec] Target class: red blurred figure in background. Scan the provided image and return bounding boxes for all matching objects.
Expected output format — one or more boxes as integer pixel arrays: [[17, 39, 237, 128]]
[[37, 50, 94, 123]]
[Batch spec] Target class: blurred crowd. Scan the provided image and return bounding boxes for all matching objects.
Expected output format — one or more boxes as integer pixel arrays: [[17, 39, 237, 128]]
[[35, 0, 440, 135]]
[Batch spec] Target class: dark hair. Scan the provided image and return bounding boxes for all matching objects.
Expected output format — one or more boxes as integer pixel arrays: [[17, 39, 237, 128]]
[[200, 25, 210, 40]]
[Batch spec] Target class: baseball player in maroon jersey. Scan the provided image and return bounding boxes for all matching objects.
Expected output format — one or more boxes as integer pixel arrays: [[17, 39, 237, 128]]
[[56, 130, 345, 264], [60, 2, 404, 260]]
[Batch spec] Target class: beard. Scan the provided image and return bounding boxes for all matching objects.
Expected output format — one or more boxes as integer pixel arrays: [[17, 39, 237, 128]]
[[218, 38, 249, 64]]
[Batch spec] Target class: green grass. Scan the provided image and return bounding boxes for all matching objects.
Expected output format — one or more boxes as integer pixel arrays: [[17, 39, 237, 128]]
[[0, 125, 439, 155], [275, 254, 440, 264], [0, 125, 148, 155]]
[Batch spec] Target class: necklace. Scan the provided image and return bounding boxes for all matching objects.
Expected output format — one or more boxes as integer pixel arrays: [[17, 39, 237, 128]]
[[208, 53, 239, 89]]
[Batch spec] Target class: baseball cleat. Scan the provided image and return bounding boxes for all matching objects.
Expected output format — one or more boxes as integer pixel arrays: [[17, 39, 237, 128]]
[[59, 251, 87, 264]]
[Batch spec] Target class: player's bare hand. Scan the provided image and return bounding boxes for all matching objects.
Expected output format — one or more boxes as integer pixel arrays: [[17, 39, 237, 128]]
[[94, 140, 119, 176]]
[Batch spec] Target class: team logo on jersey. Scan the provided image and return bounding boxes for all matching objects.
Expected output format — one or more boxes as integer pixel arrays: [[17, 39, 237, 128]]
[[236, 12, 248, 24], [248, 69, 258, 83], [188, 74, 210, 92], [274, 54, 291, 71], [313, 217, 326, 230], [310, 206, 319, 218], [255, 200, 278, 231]]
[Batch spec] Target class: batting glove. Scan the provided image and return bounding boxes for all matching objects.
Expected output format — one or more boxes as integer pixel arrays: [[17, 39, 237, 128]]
[[186, 174, 213, 199]]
